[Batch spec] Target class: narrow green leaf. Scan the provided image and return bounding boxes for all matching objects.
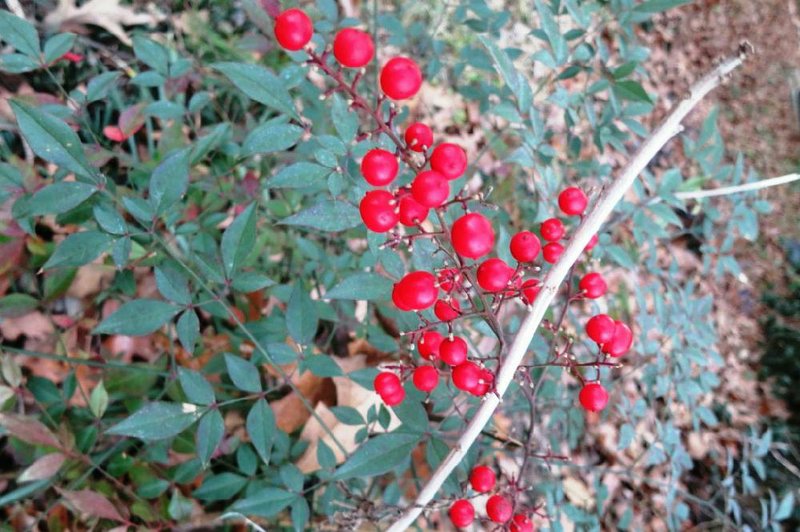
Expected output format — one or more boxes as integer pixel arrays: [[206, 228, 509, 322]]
[[269, 162, 331, 189], [634, 0, 692, 13], [246, 399, 276, 465], [176, 310, 200, 353], [154, 266, 192, 305], [106, 402, 202, 441], [326, 272, 392, 300], [0, 293, 38, 318], [333, 432, 420, 480], [221, 203, 256, 278], [224, 354, 262, 393], [331, 94, 358, 141], [43, 33, 76, 64], [149, 149, 190, 215], [29, 182, 96, 216], [133, 35, 170, 75], [614, 80, 652, 103], [43, 231, 113, 269], [196, 409, 224, 467], [286, 284, 318, 345], [281, 200, 361, 232], [0, 11, 40, 58], [0, 53, 39, 73], [94, 299, 178, 336], [212, 62, 299, 119], [178, 368, 215, 406], [231, 272, 275, 293], [86, 72, 121, 102], [193, 473, 248, 501], [242, 122, 304, 156], [230, 488, 297, 518]]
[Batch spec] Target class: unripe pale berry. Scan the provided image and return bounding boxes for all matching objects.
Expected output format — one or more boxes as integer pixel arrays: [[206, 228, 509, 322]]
[[417, 330, 443, 360], [274, 9, 313, 51], [411, 170, 449, 207], [510, 514, 535, 532], [476, 258, 515, 292], [540, 218, 565, 241], [359, 190, 397, 233], [449, 499, 475, 528], [398, 195, 429, 226], [412, 366, 439, 392], [510, 231, 541, 262], [434, 298, 461, 321], [520, 279, 541, 305], [586, 314, 615, 344], [451, 360, 481, 391], [486, 494, 513, 523], [602, 320, 633, 357], [333, 27, 374, 68], [579, 382, 608, 412], [558, 186, 588, 216], [404, 122, 433, 152], [380, 57, 422, 100], [439, 336, 468, 366], [437, 268, 461, 293], [542, 242, 564, 264], [451, 213, 495, 259], [361, 149, 398, 186], [469, 465, 496, 492], [579, 272, 607, 299], [430, 143, 467, 180], [374, 371, 402, 397], [392, 271, 438, 311]]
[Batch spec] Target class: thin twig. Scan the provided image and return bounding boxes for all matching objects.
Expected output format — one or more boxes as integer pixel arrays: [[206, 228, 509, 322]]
[[674, 172, 800, 199], [387, 45, 751, 531]]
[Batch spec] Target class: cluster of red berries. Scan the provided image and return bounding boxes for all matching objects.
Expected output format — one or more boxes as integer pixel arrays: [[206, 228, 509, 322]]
[[447, 465, 534, 529]]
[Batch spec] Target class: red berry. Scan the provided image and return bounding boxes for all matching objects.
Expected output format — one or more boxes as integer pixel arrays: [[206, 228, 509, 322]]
[[411, 170, 449, 207], [469, 465, 496, 492], [451, 361, 481, 391], [439, 336, 468, 366], [476, 258, 515, 292], [392, 271, 438, 311], [510, 231, 541, 262], [359, 190, 397, 233], [585, 234, 599, 251], [434, 298, 461, 321], [579, 272, 607, 299], [381, 387, 405, 406], [520, 279, 541, 305], [379, 57, 422, 100], [417, 330, 443, 360], [437, 268, 461, 293], [558, 187, 588, 216], [579, 382, 608, 412], [585, 314, 615, 344], [486, 494, 513, 523], [398, 195, 429, 226], [542, 242, 564, 264], [540, 218, 565, 241], [430, 143, 467, 180], [374, 371, 402, 396], [412, 366, 439, 392], [274, 9, 313, 51], [510, 514, 535, 532], [449, 499, 475, 528], [361, 149, 398, 186], [404, 122, 433, 152], [472, 368, 494, 396], [333, 28, 374, 68], [451, 213, 495, 259], [602, 321, 632, 357]]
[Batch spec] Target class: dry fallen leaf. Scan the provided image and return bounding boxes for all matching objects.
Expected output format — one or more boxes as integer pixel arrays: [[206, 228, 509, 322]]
[[43, 0, 166, 47]]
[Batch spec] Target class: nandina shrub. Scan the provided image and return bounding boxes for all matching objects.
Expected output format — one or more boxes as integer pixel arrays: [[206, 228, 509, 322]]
[[0, 1, 793, 530]]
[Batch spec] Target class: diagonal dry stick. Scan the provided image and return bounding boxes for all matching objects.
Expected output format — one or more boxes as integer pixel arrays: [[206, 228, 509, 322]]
[[387, 44, 752, 531]]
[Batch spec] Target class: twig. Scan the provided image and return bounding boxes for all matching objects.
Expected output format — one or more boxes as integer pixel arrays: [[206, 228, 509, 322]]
[[4, 0, 26, 18], [674, 172, 800, 199], [386, 45, 750, 531]]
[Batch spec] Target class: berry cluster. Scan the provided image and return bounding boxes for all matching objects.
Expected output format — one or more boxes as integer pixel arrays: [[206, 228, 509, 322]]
[[448, 465, 535, 529]]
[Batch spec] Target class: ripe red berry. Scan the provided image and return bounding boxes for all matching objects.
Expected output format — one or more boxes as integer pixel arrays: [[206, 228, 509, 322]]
[[274, 9, 313, 51], [404, 122, 433, 152], [434, 298, 461, 321], [542, 242, 564, 264], [540, 218, 565, 241], [510, 231, 541, 263], [411, 170, 449, 207], [379, 57, 422, 100], [510, 514, 535, 532], [449, 499, 475, 528], [520, 279, 541, 305], [333, 27, 374, 68], [602, 321, 633, 357], [579, 382, 608, 412], [381, 387, 405, 406], [398, 195, 429, 226], [361, 149, 398, 186], [359, 190, 397, 233], [374, 371, 404, 406], [585, 314, 615, 344], [469, 465, 496, 493], [437, 268, 461, 293], [417, 330, 443, 360], [472, 368, 494, 396], [451, 213, 495, 259], [430, 143, 467, 180], [412, 366, 439, 392], [392, 271, 438, 311], [585, 234, 599, 251], [486, 494, 513, 523], [477, 258, 515, 292], [439, 336, 468, 366], [451, 361, 481, 392], [558, 186, 588, 216], [579, 272, 607, 299]]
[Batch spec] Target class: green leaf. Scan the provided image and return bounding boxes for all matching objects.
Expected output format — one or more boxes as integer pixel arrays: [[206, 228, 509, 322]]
[[149, 149, 190, 215], [106, 402, 202, 441], [242, 122, 304, 156], [43, 231, 113, 269], [326, 272, 392, 301], [10, 101, 96, 182], [281, 200, 361, 232], [246, 399, 276, 465], [178, 368, 215, 406], [224, 354, 262, 393], [333, 432, 420, 480], [478, 35, 530, 107], [94, 299, 178, 336], [0, 53, 39, 73], [269, 162, 331, 188], [286, 284, 318, 345], [212, 62, 299, 119], [0, 293, 38, 318], [231, 272, 275, 292], [43, 33, 76, 64], [331, 94, 358, 141], [221, 203, 256, 278], [230, 488, 297, 518], [291, 498, 310, 531], [193, 473, 248, 501], [29, 182, 96, 216], [86, 72, 121, 102], [176, 310, 200, 353], [614, 80, 652, 103], [330, 406, 364, 426], [304, 355, 343, 377], [154, 266, 192, 305], [634, 0, 692, 13], [0, 11, 40, 58], [196, 409, 224, 467], [89, 381, 108, 418], [133, 35, 170, 76]]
